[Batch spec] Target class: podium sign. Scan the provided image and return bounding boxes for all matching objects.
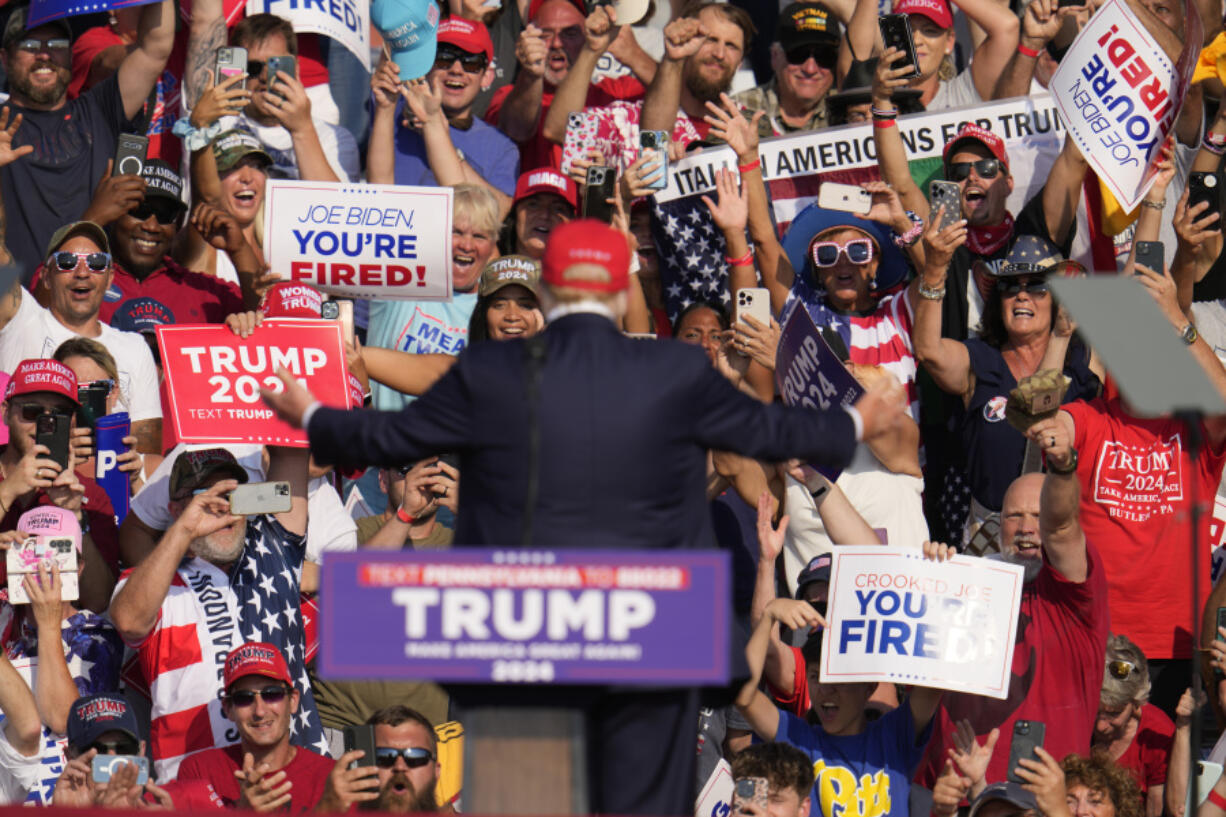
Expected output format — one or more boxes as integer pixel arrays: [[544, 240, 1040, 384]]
[[319, 549, 730, 685]]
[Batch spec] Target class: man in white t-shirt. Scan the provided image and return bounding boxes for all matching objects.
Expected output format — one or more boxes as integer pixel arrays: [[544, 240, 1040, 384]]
[[0, 650, 43, 804], [0, 221, 161, 454]]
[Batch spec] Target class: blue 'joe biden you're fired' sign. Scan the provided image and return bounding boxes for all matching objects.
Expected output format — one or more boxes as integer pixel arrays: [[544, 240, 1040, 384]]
[[319, 550, 730, 685]]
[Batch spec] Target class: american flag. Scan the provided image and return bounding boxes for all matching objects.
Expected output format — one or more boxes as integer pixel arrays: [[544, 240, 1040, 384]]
[[650, 196, 732, 322]]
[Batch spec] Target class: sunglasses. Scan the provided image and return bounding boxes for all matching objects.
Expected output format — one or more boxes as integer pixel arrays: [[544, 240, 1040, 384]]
[[811, 238, 874, 268], [1106, 659, 1136, 679], [996, 277, 1050, 296], [129, 201, 181, 225], [88, 739, 140, 756], [51, 251, 110, 272], [222, 685, 291, 707], [247, 59, 267, 78], [433, 47, 488, 74], [784, 45, 837, 69], [16, 38, 69, 52], [948, 159, 1003, 182], [14, 403, 62, 422], [374, 747, 435, 769]]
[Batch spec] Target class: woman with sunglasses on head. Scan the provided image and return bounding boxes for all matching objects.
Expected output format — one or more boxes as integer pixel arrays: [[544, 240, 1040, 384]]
[[914, 219, 1101, 548], [1090, 635, 1180, 817]]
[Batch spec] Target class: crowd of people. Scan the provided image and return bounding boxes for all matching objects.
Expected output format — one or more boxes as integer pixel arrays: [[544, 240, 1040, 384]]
[[0, 0, 1221, 813]]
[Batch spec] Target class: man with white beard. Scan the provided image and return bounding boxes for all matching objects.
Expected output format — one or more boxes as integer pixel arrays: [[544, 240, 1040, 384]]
[[912, 421, 1109, 789]]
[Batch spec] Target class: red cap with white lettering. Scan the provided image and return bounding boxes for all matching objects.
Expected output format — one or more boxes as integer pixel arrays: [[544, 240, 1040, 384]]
[[542, 219, 630, 294], [5, 359, 79, 405], [260, 282, 324, 319], [513, 169, 578, 209]]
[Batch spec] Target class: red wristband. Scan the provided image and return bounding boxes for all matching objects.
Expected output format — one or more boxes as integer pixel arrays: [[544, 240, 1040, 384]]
[[872, 118, 897, 129], [726, 250, 753, 267], [738, 158, 761, 174], [396, 508, 415, 524], [1209, 790, 1226, 812], [1017, 43, 1040, 58]]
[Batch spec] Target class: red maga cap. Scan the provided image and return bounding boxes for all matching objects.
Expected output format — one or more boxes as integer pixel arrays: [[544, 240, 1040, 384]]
[[514, 169, 578, 209], [260, 282, 324, 319], [542, 219, 630, 294], [437, 17, 494, 61], [893, 0, 953, 28], [5, 359, 78, 405], [942, 123, 1010, 171], [224, 641, 293, 689]]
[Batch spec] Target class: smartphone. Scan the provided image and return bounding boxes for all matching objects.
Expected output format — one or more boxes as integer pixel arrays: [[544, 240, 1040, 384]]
[[6, 537, 80, 604], [1215, 607, 1226, 641], [1006, 720, 1046, 784], [879, 15, 920, 79], [266, 55, 297, 98], [77, 383, 109, 431], [582, 165, 617, 222], [91, 754, 149, 785], [732, 777, 769, 814], [639, 130, 670, 191], [1134, 241, 1164, 276], [343, 724, 377, 770], [114, 133, 148, 178], [215, 46, 248, 86], [735, 287, 771, 329], [818, 182, 872, 216], [821, 326, 850, 362], [36, 412, 70, 470], [562, 111, 600, 176], [1196, 762, 1224, 806], [1189, 172, 1221, 222], [929, 181, 963, 231], [625, 332, 658, 340], [229, 481, 292, 516]]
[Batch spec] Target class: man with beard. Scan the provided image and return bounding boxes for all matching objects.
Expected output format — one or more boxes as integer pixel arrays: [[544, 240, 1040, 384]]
[[0, 1, 176, 282], [732, 4, 841, 137], [317, 706, 444, 814], [489, 0, 655, 171], [913, 425, 1109, 788], [640, 0, 754, 145], [175, 643, 334, 812], [108, 446, 319, 778]]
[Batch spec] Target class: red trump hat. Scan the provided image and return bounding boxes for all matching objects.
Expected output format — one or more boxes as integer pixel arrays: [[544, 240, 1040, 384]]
[[437, 17, 494, 61], [260, 282, 324, 319], [542, 219, 630, 294], [224, 642, 293, 689], [5, 359, 78, 405]]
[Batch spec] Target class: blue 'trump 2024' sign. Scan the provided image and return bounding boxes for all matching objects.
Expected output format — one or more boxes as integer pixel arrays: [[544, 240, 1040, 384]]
[[319, 549, 730, 685]]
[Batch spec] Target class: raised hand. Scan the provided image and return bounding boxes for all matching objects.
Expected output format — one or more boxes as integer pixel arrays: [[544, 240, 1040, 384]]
[[949, 721, 998, 789], [862, 180, 910, 232], [235, 753, 293, 813], [82, 159, 147, 226], [516, 24, 549, 78], [1174, 188, 1222, 268], [700, 167, 748, 233], [190, 73, 250, 129], [620, 149, 664, 200], [1014, 746, 1068, 817], [764, 597, 826, 631], [755, 489, 788, 563], [920, 207, 968, 275], [584, 4, 618, 54], [174, 479, 242, 541], [401, 76, 445, 129], [732, 314, 780, 371], [315, 751, 381, 813], [0, 107, 32, 168], [192, 201, 247, 255], [872, 48, 914, 109], [662, 17, 705, 62], [257, 72, 313, 135], [932, 759, 971, 817], [1025, 414, 1075, 473], [703, 94, 762, 162], [371, 52, 405, 111]]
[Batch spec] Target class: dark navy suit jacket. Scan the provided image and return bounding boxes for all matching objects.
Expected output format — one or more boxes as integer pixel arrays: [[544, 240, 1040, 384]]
[[309, 313, 859, 548]]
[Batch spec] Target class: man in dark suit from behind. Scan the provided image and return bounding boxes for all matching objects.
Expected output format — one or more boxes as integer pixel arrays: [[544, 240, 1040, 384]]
[[261, 219, 906, 814]]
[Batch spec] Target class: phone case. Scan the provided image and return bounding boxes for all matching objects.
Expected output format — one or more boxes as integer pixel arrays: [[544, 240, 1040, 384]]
[[1006, 720, 1046, 784], [7, 538, 80, 604], [640, 131, 670, 191], [930, 182, 962, 230], [1189, 173, 1221, 219], [818, 183, 872, 215], [582, 166, 617, 221], [36, 414, 70, 470], [735, 288, 771, 328], [91, 755, 148, 785], [562, 112, 620, 177], [267, 56, 296, 98], [880, 15, 920, 79], [114, 134, 148, 177], [215, 47, 248, 86], [229, 482, 292, 516], [733, 777, 769, 813], [343, 724, 378, 770], [1134, 242, 1164, 275]]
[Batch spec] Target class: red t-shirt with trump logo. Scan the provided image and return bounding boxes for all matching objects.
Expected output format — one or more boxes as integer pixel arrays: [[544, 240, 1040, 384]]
[[1064, 396, 1226, 659]]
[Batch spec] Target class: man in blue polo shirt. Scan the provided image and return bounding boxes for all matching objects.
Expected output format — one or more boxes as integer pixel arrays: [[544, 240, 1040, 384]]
[[391, 18, 519, 215]]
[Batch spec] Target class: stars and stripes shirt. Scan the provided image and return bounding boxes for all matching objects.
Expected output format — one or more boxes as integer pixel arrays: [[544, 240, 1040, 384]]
[[651, 196, 732, 325], [115, 515, 323, 779], [782, 287, 920, 422]]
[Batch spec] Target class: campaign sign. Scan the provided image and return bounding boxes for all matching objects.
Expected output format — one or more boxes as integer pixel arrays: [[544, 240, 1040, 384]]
[[319, 549, 730, 685], [156, 319, 351, 447], [775, 305, 864, 414], [28, 0, 158, 26], [264, 181, 453, 301], [1049, 0, 1199, 211], [818, 547, 1024, 699], [250, 0, 371, 70]]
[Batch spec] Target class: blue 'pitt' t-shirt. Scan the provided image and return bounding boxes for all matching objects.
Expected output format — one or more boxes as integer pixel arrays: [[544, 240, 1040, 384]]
[[393, 109, 519, 196], [778, 705, 931, 817]]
